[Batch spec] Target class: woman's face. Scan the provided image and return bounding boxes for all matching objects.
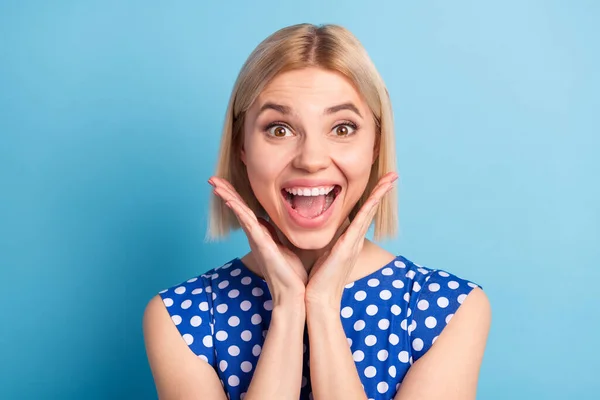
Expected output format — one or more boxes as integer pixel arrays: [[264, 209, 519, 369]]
[[241, 67, 378, 249]]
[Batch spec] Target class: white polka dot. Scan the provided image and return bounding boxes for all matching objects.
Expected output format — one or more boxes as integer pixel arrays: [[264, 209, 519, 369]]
[[163, 298, 173, 307], [365, 335, 377, 346], [417, 299, 429, 310], [403, 292, 410, 302], [347, 337, 353, 347], [391, 305, 401, 315], [341, 307, 353, 318], [417, 268, 428, 274], [438, 271, 450, 277], [394, 261, 406, 268], [221, 262, 232, 269], [219, 360, 228, 372], [210, 273, 219, 279], [412, 338, 424, 351], [392, 279, 404, 289], [241, 276, 252, 285], [241, 361, 253, 373], [202, 335, 213, 347], [159, 288, 168, 294], [412, 282, 421, 292], [205, 286, 212, 293], [228, 375, 240, 386], [263, 300, 273, 311], [191, 288, 203, 295], [228, 316, 240, 327], [425, 316, 437, 328], [252, 287, 263, 296], [366, 305, 378, 316], [378, 319, 390, 330], [468, 282, 478, 288], [432, 335, 439, 344], [216, 330, 228, 341], [230, 268, 242, 277], [448, 280, 459, 289], [377, 382, 389, 393], [345, 282, 355, 289], [407, 308, 412, 317], [398, 351, 409, 363], [241, 330, 252, 341], [437, 297, 449, 308], [428, 283, 440, 292], [408, 320, 417, 334], [389, 333, 399, 345], [181, 299, 192, 309], [367, 278, 380, 287], [400, 319, 408, 331], [199, 302, 209, 311], [379, 290, 392, 300], [354, 320, 366, 331], [458, 294, 467, 304], [228, 345, 240, 356], [216, 304, 228, 314], [382, 267, 393, 276], [198, 354, 208, 362], [406, 270, 416, 279], [302, 376, 308, 387], [240, 300, 252, 311], [251, 314, 262, 325], [446, 313, 454, 324], [353, 350, 365, 362], [212, 292, 217, 301], [252, 344, 261, 356], [217, 280, 229, 290], [190, 315, 202, 327], [182, 333, 193, 345], [354, 291, 367, 301], [364, 366, 377, 378], [389, 365, 396, 378], [174, 286, 186, 294], [171, 315, 182, 325], [228, 289, 240, 298], [377, 350, 388, 361]]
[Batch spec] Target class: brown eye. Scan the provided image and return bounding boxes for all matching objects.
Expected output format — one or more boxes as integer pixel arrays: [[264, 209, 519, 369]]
[[267, 125, 291, 137], [334, 124, 356, 137]]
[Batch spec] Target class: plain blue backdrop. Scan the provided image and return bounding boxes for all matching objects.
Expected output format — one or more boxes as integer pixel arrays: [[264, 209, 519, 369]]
[[1, 1, 598, 399]]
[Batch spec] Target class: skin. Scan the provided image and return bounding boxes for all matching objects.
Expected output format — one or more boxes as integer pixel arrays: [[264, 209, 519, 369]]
[[143, 67, 491, 400]]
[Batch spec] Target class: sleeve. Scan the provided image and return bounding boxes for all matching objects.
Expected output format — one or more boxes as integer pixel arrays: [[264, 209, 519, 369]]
[[158, 275, 217, 367], [407, 269, 482, 362]]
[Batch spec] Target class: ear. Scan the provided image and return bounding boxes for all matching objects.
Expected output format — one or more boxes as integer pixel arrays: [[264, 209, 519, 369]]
[[240, 146, 246, 165], [372, 134, 381, 165]]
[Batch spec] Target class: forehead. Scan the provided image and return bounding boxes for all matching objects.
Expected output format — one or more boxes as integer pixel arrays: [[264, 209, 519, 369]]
[[255, 67, 367, 111]]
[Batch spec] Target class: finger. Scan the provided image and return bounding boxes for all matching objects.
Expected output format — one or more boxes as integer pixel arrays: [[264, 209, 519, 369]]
[[344, 173, 397, 241], [210, 177, 248, 207]]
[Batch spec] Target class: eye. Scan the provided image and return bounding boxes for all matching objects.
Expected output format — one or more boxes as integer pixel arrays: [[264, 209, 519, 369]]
[[266, 124, 293, 138], [332, 122, 358, 137]]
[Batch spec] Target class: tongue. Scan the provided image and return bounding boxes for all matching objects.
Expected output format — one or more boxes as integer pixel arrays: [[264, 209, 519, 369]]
[[291, 195, 327, 218]]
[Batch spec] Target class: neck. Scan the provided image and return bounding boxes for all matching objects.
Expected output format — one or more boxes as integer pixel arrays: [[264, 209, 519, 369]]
[[274, 218, 352, 272]]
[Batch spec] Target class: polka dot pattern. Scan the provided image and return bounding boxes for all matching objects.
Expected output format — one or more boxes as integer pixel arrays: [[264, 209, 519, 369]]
[[158, 255, 481, 399]]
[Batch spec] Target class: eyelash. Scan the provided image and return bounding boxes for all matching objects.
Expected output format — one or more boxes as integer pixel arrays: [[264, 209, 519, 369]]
[[263, 120, 360, 138]]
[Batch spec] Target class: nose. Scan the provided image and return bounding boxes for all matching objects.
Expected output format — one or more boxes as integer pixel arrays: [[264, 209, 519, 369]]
[[291, 134, 331, 173]]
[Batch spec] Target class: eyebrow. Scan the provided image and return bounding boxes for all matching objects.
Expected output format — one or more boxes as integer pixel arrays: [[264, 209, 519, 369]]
[[257, 102, 363, 118]]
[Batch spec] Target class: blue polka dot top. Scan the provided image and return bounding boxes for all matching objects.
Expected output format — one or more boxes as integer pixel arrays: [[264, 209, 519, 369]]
[[158, 254, 481, 400]]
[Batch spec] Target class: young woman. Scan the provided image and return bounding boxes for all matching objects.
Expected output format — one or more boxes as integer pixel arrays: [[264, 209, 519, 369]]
[[143, 23, 491, 400]]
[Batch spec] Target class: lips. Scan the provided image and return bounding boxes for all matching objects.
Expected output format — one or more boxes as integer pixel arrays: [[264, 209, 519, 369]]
[[279, 183, 342, 229]]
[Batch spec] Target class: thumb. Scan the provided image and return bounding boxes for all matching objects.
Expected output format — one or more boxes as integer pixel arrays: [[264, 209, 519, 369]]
[[257, 217, 282, 245]]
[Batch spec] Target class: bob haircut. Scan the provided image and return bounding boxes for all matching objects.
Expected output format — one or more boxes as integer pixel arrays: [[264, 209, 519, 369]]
[[207, 23, 398, 241]]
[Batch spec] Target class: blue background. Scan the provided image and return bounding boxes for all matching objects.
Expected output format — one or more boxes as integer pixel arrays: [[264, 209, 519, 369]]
[[1, 1, 598, 399]]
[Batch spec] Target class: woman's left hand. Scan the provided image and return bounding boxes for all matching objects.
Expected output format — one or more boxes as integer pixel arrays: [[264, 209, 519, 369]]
[[305, 172, 398, 310]]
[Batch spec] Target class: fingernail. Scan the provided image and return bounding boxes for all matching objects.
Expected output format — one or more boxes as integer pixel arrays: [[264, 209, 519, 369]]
[[208, 178, 215, 187], [225, 201, 232, 209]]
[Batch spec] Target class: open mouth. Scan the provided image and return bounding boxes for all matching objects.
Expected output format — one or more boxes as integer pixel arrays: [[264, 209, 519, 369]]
[[281, 185, 342, 219]]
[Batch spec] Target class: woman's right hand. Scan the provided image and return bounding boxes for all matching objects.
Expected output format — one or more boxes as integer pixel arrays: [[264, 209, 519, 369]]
[[209, 177, 307, 307]]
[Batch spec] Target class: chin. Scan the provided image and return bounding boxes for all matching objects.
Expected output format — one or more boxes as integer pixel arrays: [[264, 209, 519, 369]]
[[281, 225, 340, 250]]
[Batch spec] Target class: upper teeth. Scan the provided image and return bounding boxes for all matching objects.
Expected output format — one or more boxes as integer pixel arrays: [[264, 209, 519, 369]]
[[284, 186, 335, 196]]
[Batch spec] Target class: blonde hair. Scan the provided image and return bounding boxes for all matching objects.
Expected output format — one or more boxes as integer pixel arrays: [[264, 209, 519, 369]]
[[207, 23, 398, 241]]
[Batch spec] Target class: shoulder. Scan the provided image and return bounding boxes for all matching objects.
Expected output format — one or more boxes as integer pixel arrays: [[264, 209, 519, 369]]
[[395, 255, 490, 361]]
